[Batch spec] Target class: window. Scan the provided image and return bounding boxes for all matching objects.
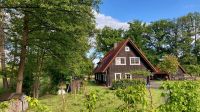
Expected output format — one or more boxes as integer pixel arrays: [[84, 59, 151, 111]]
[[115, 57, 126, 65], [130, 57, 140, 65], [125, 46, 130, 51], [115, 73, 121, 80], [125, 73, 132, 79], [104, 75, 106, 81]]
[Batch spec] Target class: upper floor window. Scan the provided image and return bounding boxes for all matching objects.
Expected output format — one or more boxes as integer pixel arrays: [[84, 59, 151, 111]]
[[115, 57, 126, 65], [125, 46, 130, 51], [130, 57, 140, 65]]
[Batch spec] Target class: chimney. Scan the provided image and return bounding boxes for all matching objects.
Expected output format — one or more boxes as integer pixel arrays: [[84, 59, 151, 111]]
[[114, 43, 118, 49]]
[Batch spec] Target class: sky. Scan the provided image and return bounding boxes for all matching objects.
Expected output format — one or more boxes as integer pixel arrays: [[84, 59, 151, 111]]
[[95, 0, 200, 29]]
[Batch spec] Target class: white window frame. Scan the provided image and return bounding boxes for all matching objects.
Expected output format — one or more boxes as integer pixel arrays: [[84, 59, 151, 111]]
[[115, 57, 126, 65], [125, 46, 130, 51], [130, 57, 140, 65], [125, 73, 132, 79], [115, 73, 121, 81]]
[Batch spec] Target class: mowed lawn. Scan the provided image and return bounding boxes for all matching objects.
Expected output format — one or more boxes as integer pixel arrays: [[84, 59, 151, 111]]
[[38, 81, 164, 112]]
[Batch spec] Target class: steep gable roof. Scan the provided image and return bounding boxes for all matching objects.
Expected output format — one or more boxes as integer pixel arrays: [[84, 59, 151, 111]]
[[179, 65, 186, 74], [94, 38, 157, 73]]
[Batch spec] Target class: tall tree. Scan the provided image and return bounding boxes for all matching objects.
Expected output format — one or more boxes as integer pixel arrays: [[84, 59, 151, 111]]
[[0, 9, 8, 89], [146, 20, 175, 64], [96, 26, 124, 54], [177, 15, 195, 65], [126, 20, 148, 50], [2, 0, 100, 94]]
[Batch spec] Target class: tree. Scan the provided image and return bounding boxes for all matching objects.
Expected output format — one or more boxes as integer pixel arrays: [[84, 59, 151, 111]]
[[1, 0, 100, 94], [146, 20, 176, 64], [158, 55, 179, 79], [125, 20, 149, 51], [96, 26, 124, 54], [184, 65, 200, 77], [193, 39, 200, 64], [0, 9, 8, 89]]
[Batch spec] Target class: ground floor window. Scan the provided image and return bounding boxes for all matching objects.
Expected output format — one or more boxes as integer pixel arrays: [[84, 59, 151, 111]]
[[103, 75, 106, 81], [98, 74, 100, 80], [125, 73, 132, 79], [115, 73, 121, 81]]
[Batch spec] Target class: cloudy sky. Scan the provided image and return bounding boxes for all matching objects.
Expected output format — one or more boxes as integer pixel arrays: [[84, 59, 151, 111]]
[[95, 0, 200, 29]]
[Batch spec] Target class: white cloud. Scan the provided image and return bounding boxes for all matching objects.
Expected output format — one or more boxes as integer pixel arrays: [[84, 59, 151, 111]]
[[94, 11, 129, 30]]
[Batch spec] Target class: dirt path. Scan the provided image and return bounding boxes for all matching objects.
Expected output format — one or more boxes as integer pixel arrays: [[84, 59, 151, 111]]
[[150, 81, 162, 89]]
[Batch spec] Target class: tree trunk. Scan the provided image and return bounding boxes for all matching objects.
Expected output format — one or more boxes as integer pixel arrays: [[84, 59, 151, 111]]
[[33, 76, 40, 98], [0, 10, 8, 89], [16, 12, 29, 94], [33, 49, 45, 98], [10, 36, 17, 89]]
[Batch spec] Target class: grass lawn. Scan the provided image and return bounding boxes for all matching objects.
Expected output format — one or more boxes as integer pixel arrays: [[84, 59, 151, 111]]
[[39, 82, 123, 112], [38, 81, 164, 112]]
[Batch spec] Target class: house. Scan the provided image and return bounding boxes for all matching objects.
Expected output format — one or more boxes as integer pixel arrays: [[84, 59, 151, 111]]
[[94, 38, 187, 86], [94, 38, 157, 86]]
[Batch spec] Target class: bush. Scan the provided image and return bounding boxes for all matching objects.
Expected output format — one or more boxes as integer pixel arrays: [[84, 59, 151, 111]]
[[115, 82, 148, 112], [26, 96, 51, 112], [111, 79, 145, 90], [158, 81, 200, 112], [0, 101, 9, 112], [84, 90, 100, 112]]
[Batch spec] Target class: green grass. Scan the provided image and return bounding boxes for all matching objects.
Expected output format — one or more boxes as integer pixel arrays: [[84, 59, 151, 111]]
[[38, 81, 164, 112], [39, 82, 123, 112], [151, 88, 164, 108]]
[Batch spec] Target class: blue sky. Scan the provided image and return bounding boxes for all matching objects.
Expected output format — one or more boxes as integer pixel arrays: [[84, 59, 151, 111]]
[[93, 0, 200, 63], [99, 0, 200, 23]]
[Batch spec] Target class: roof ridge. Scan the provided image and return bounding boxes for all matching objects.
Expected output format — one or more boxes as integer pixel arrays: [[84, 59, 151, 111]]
[[94, 38, 157, 73]]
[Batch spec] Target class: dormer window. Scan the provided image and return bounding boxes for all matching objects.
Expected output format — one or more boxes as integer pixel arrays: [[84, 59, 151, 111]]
[[125, 46, 130, 51], [130, 57, 140, 65], [115, 57, 126, 65]]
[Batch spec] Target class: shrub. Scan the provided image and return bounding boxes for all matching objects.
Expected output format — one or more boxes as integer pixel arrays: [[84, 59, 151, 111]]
[[25, 96, 51, 112], [158, 81, 200, 112], [115, 82, 148, 112], [84, 90, 100, 112], [111, 79, 145, 90], [0, 101, 9, 112]]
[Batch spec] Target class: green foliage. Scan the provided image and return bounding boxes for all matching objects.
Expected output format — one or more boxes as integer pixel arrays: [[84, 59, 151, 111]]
[[96, 26, 124, 54], [158, 55, 179, 75], [116, 83, 148, 112], [84, 90, 100, 112], [159, 81, 200, 112], [2, 0, 100, 94], [126, 20, 149, 50], [111, 79, 145, 90], [130, 69, 151, 77], [184, 65, 200, 76], [0, 101, 9, 112], [26, 96, 51, 112]]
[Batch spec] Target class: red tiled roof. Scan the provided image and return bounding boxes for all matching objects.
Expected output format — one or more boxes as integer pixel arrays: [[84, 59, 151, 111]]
[[94, 38, 157, 73]]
